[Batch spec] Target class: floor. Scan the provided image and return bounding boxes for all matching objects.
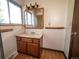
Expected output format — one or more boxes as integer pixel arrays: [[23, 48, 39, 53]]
[[14, 49, 65, 59]]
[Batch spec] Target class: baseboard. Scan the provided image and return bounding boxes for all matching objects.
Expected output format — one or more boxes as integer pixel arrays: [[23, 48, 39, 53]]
[[12, 51, 18, 59], [62, 52, 67, 59], [42, 47, 67, 59], [5, 51, 18, 59]]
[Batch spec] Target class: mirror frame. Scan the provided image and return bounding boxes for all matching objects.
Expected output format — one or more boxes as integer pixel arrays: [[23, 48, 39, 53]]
[[24, 8, 44, 29]]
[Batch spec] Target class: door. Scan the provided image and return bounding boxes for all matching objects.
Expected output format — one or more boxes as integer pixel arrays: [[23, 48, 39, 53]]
[[69, 0, 79, 59]]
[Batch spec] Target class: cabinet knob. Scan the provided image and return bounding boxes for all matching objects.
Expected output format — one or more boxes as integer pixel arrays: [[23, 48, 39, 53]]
[[72, 32, 77, 37], [74, 32, 77, 36]]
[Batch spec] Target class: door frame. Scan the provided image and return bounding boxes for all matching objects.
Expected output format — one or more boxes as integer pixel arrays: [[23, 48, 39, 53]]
[[0, 33, 5, 59], [68, 0, 79, 58]]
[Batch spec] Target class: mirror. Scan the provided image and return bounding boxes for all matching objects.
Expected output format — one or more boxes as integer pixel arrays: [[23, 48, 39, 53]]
[[24, 8, 44, 29]]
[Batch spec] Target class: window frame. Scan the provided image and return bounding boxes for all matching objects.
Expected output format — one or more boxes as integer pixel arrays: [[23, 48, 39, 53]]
[[26, 12, 33, 26], [24, 11, 35, 27], [0, 0, 23, 25]]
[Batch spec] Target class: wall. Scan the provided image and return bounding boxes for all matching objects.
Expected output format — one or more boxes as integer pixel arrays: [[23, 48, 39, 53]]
[[24, 0, 67, 51], [64, 0, 75, 58], [0, 25, 25, 59]]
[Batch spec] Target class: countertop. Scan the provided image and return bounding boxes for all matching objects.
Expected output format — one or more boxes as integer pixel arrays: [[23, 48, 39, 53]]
[[16, 33, 43, 39]]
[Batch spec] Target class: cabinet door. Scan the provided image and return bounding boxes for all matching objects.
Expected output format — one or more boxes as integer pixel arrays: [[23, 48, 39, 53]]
[[16, 37, 27, 53], [16, 37, 22, 52], [21, 41, 27, 53], [27, 42, 40, 57]]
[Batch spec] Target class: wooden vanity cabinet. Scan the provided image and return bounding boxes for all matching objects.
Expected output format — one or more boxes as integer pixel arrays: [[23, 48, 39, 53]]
[[16, 36, 42, 57]]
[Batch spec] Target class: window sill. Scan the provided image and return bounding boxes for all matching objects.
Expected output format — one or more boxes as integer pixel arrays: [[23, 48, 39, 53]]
[[0, 24, 23, 26], [0, 28, 13, 32], [45, 27, 65, 29]]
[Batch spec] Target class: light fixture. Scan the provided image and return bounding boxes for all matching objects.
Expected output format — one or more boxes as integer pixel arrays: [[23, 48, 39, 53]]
[[25, 2, 39, 11]]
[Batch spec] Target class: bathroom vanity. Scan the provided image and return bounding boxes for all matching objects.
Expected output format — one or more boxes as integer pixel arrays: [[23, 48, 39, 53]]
[[16, 34, 43, 57]]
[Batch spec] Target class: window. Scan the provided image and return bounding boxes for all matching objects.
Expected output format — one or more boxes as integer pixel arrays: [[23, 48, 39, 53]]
[[25, 12, 32, 25], [0, 0, 9, 24], [9, 2, 22, 24], [0, 0, 22, 25]]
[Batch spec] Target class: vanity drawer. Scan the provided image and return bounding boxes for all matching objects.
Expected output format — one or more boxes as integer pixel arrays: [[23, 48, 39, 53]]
[[33, 39, 40, 43], [22, 38, 32, 43]]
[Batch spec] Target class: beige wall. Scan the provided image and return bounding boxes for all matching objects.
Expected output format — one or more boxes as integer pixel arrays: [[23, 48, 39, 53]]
[[24, 0, 67, 51], [1, 25, 25, 59], [64, 0, 75, 58]]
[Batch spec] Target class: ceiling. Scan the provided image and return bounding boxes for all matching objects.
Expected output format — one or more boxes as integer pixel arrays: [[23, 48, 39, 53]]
[[15, 0, 27, 6]]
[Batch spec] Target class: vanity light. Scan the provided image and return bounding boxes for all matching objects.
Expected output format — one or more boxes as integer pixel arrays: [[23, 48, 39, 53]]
[[25, 2, 39, 11]]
